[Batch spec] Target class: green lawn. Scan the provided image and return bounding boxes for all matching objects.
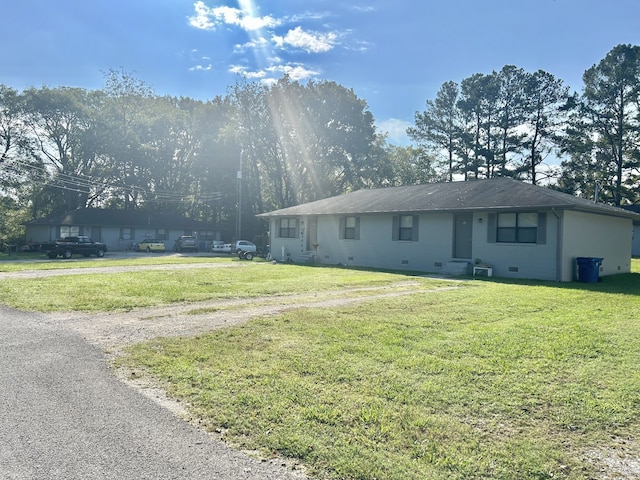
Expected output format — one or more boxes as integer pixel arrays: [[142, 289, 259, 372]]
[[0, 260, 458, 312], [116, 261, 640, 480], [2, 256, 638, 479], [0, 253, 237, 272]]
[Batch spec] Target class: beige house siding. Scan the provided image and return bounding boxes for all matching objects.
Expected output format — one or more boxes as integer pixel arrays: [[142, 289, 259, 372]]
[[472, 211, 559, 281], [268, 208, 633, 282], [561, 210, 632, 281], [261, 179, 637, 282]]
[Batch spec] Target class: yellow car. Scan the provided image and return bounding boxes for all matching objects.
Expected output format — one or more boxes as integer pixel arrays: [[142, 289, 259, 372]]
[[136, 239, 166, 253]]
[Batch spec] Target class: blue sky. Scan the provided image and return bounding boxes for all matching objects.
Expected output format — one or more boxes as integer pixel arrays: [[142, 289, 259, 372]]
[[3, 0, 639, 144]]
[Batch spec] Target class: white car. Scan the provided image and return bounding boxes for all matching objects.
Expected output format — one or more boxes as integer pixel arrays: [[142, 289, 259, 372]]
[[211, 241, 232, 253], [235, 240, 257, 253]]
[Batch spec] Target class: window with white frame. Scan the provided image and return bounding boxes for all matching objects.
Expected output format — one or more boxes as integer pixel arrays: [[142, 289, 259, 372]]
[[399, 215, 414, 241], [344, 216, 356, 239], [340, 216, 360, 240], [392, 215, 419, 242]]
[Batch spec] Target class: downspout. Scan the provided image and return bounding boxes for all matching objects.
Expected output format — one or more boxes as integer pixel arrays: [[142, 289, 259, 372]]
[[551, 208, 562, 281]]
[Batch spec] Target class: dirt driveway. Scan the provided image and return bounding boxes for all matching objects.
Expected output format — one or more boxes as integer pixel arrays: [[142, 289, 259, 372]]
[[1, 258, 448, 353]]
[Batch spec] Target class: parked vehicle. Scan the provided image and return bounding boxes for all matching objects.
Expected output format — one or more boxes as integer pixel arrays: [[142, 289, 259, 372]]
[[44, 236, 107, 259], [235, 240, 256, 254], [211, 241, 232, 253], [235, 240, 257, 260], [174, 235, 198, 252], [135, 239, 165, 253]]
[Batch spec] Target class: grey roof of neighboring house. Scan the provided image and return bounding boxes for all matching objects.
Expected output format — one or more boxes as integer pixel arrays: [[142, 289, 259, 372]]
[[258, 178, 640, 220], [25, 208, 216, 229], [621, 205, 640, 223]]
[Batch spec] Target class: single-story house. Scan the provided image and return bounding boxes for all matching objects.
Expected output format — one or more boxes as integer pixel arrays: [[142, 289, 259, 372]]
[[25, 208, 220, 252], [621, 205, 640, 257], [258, 178, 640, 282]]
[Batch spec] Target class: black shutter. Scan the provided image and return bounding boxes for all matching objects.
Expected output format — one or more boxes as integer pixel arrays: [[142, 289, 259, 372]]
[[354, 217, 360, 240], [487, 213, 497, 243], [412, 215, 419, 241], [537, 212, 547, 245], [392, 216, 399, 241], [339, 217, 345, 239]]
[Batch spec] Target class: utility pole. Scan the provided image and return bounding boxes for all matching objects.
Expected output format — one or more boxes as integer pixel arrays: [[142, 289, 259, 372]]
[[236, 150, 242, 240]]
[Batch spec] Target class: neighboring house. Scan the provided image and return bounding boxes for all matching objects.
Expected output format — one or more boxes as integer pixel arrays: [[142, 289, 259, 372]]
[[25, 208, 220, 252], [258, 178, 640, 282], [622, 205, 640, 257]]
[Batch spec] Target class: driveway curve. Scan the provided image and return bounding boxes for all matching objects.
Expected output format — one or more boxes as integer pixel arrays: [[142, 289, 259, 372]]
[[0, 305, 307, 480]]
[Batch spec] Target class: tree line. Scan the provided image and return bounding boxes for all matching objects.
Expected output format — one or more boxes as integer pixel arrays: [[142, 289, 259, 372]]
[[0, 71, 399, 241], [409, 44, 640, 206], [1, 44, 639, 245]]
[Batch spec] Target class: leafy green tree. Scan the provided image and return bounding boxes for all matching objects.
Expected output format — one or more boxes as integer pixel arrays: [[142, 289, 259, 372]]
[[100, 69, 155, 210], [224, 78, 273, 230], [561, 44, 640, 205], [225, 76, 381, 215], [0, 85, 39, 206], [408, 81, 461, 181], [383, 144, 442, 185], [0, 85, 27, 164], [494, 65, 527, 177], [521, 70, 571, 184], [22, 86, 107, 213], [458, 72, 501, 178]]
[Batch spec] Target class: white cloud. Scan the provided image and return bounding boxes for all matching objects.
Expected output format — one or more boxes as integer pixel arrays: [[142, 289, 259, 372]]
[[377, 118, 411, 145], [228, 65, 267, 79], [189, 1, 215, 29], [189, 1, 280, 31], [229, 63, 319, 83], [260, 78, 279, 87], [246, 70, 268, 79], [283, 11, 332, 23], [266, 64, 319, 81], [272, 26, 337, 53], [229, 65, 248, 75], [189, 64, 213, 72], [351, 5, 376, 13], [234, 37, 269, 53]]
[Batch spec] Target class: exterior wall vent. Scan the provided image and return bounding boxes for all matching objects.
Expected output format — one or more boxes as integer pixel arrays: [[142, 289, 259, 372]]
[[509, 266, 519, 272], [401, 260, 409, 265]]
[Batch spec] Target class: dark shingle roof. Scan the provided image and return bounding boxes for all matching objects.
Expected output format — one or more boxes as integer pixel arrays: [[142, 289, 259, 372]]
[[26, 208, 215, 229], [258, 178, 639, 220], [622, 205, 640, 223]]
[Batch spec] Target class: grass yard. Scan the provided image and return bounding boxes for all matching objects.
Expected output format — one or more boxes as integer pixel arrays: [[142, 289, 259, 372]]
[[1, 255, 638, 479], [116, 260, 640, 480], [0, 260, 457, 312], [0, 254, 238, 272]]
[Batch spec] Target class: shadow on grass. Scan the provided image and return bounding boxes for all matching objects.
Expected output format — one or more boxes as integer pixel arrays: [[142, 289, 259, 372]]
[[470, 271, 640, 296], [281, 261, 640, 295]]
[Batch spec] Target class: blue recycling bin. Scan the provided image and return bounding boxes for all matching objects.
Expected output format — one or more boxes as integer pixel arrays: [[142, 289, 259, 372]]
[[576, 257, 603, 283]]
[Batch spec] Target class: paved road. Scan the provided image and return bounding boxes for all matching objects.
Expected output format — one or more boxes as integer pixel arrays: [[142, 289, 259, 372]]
[[0, 306, 306, 480]]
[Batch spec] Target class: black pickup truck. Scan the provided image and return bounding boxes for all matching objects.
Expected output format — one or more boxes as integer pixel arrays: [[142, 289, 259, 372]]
[[45, 236, 107, 259]]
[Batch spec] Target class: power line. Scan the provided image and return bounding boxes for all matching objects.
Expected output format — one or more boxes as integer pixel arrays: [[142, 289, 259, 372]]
[[4, 158, 222, 205]]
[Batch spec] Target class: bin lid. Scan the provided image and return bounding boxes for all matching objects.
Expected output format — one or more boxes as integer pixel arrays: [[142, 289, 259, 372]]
[[576, 257, 604, 264]]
